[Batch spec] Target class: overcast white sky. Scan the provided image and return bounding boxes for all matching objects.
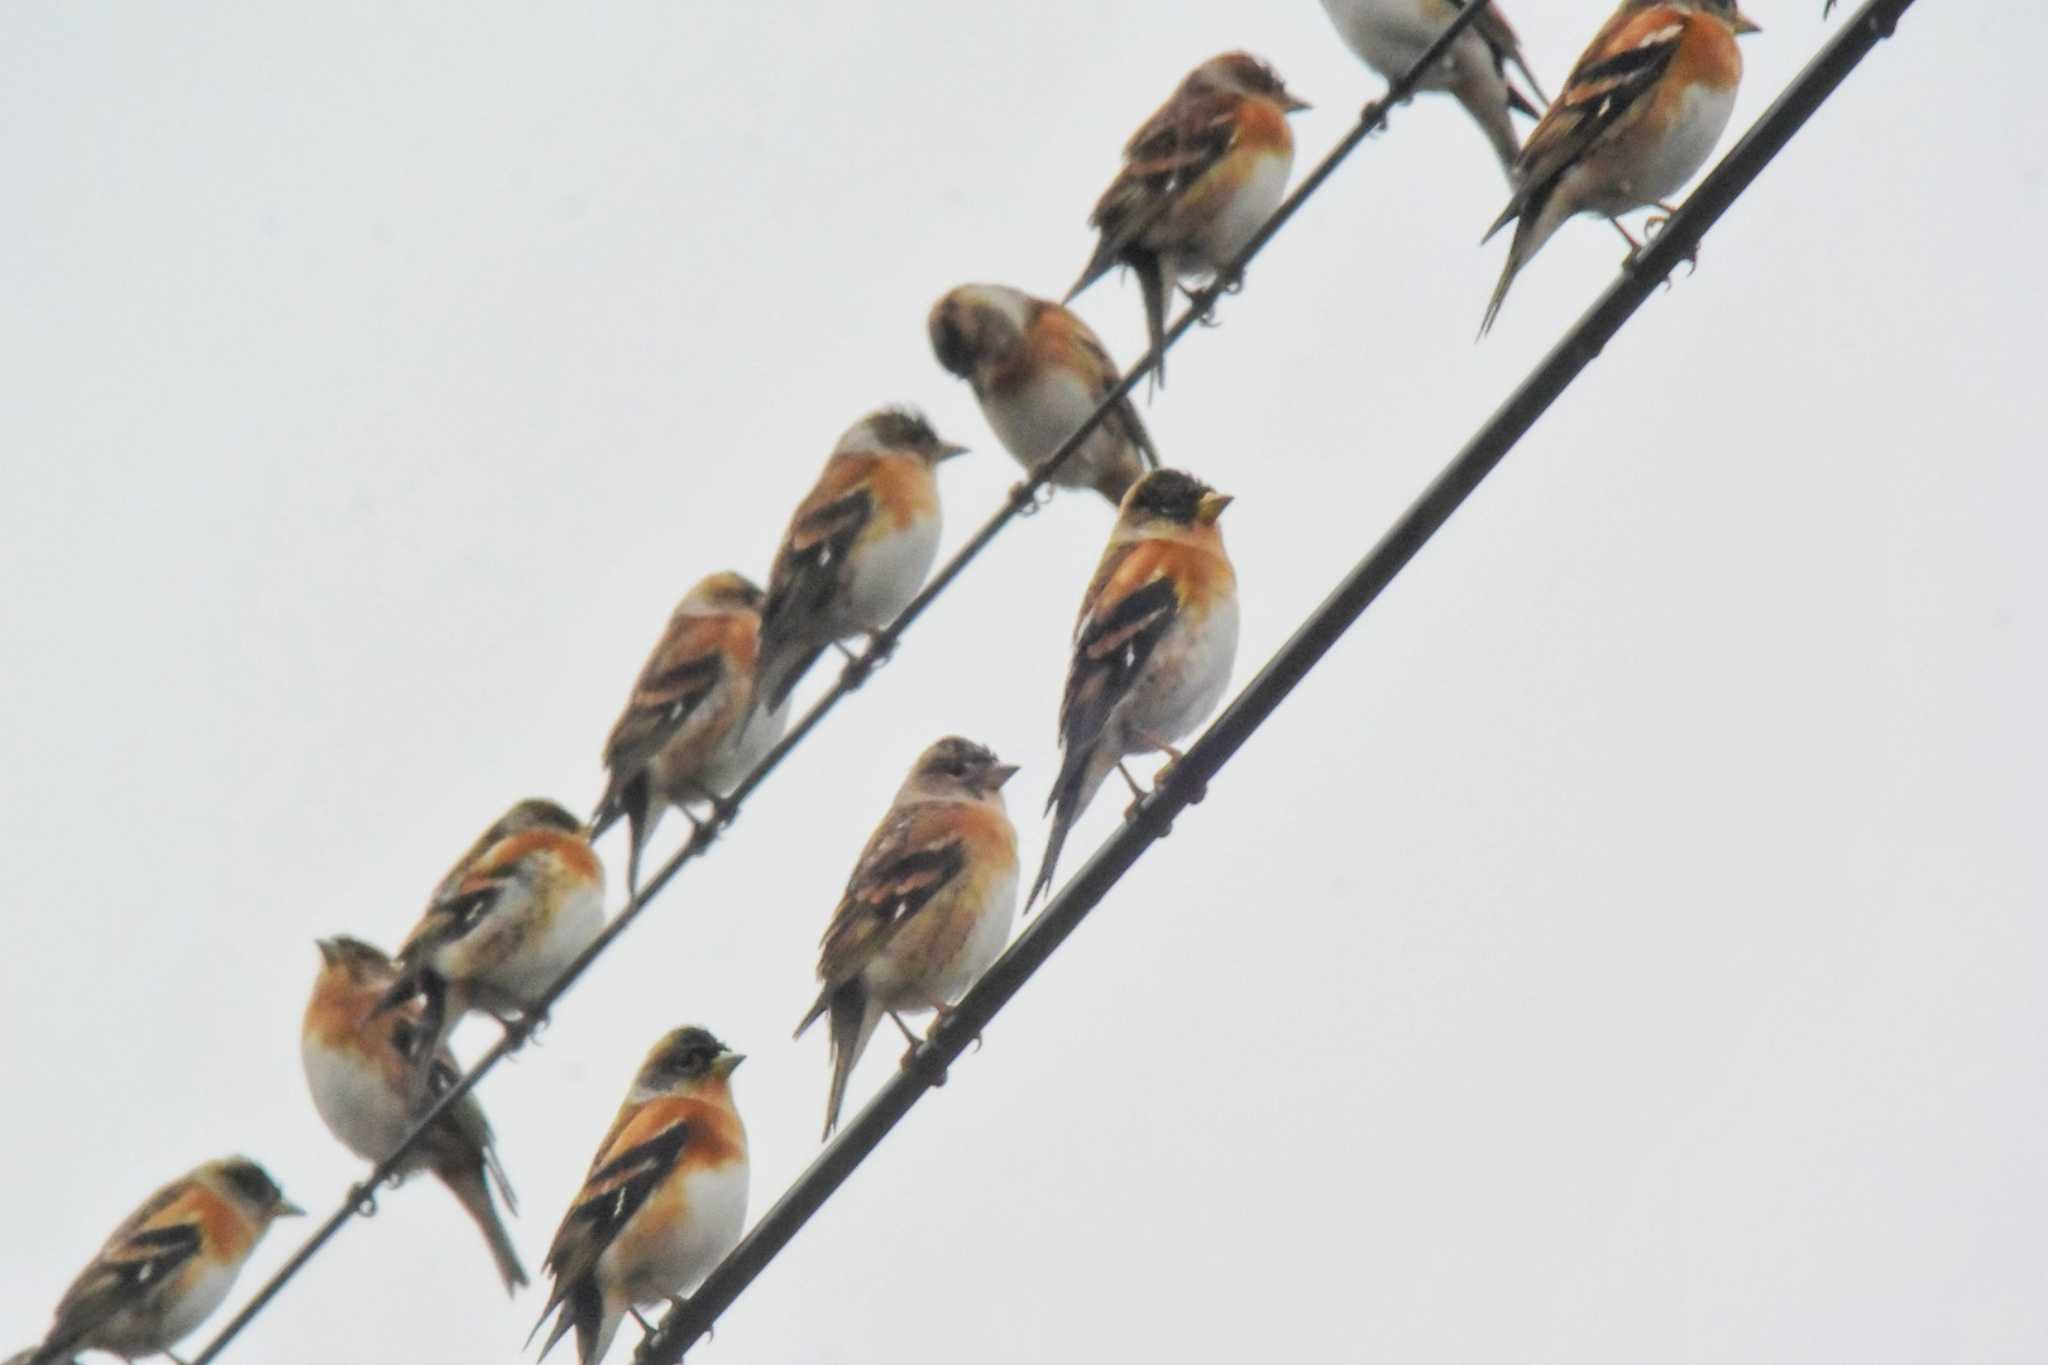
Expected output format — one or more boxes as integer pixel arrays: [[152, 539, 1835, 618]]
[[4, 3, 2044, 1362]]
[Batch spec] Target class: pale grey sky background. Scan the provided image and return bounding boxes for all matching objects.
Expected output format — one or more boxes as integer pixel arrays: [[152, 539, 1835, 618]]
[[4, 3, 2043, 1362]]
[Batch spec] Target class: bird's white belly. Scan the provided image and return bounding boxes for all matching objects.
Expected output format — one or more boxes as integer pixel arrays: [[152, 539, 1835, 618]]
[[841, 515, 941, 631], [1116, 594, 1240, 755], [700, 692, 789, 795], [303, 1036, 410, 1161], [495, 880, 605, 1001], [1605, 83, 1738, 211], [986, 372, 1113, 489], [619, 1161, 749, 1305], [154, 1256, 241, 1349], [1321, 0, 1465, 89], [1188, 150, 1292, 274], [929, 867, 1018, 1004]]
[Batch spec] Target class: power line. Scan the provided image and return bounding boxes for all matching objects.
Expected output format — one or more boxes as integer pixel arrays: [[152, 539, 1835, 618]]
[[182, 6, 1500, 1360], [634, 2, 1921, 1359]]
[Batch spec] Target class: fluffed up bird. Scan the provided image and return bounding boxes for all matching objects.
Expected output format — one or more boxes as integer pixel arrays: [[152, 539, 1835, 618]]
[[302, 936, 528, 1293], [1318, 0, 1546, 175], [531, 1028, 748, 1365], [1480, 0, 1760, 335], [17, 1157, 301, 1365], [375, 803, 606, 1107], [754, 408, 966, 713], [929, 284, 1158, 506], [796, 737, 1020, 1138], [591, 572, 788, 897], [1068, 52, 1310, 381], [1032, 469, 1239, 907]]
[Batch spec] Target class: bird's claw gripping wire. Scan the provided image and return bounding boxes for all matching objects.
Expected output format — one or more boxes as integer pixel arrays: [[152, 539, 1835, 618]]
[[347, 1181, 380, 1218], [1009, 479, 1055, 517], [901, 1039, 952, 1087], [839, 632, 896, 690]]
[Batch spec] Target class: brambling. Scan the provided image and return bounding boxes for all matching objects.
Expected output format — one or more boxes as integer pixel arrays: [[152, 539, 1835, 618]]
[[375, 810, 607, 1107], [531, 1028, 748, 1365], [929, 284, 1159, 506], [1031, 469, 1239, 907], [1067, 52, 1309, 380], [754, 408, 967, 713], [796, 737, 1019, 1138], [302, 936, 528, 1293], [19, 1157, 301, 1365], [1318, 0, 1546, 174], [1479, 0, 1760, 335], [427, 798, 585, 905], [590, 571, 788, 897]]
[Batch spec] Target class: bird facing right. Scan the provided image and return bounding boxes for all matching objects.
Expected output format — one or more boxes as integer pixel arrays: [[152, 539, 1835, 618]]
[[18, 1157, 302, 1365], [1032, 469, 1239, 907], [375, 805, 607, 1108], [1067, 52, 1310, 380], [1479, 0, 1761, 334], [591, 571, 789, 897], [1318, 0, 1547, 176], [753, 408, 968, 714], [532, 1028, 748, 1365], [796, 737, 1020, 1138], [929, 283, 1158, 506]]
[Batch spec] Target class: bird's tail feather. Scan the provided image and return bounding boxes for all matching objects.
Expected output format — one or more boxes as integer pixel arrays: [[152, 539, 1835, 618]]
[[821, 981, 879, 1141], [442, 1162, 529, 1294], [1030, 740, 1108, 911]]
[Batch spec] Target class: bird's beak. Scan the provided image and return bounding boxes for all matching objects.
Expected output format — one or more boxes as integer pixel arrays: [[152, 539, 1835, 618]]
[[1196, 491, 1235, 524], [713, 1052, 747, 1078], [277, 1199, 307, 1218], [1731, 9, 1761, 33], [987, 763, 1021, 791], [1283, 93, 1312, 114], [936, 441, 970, 462]]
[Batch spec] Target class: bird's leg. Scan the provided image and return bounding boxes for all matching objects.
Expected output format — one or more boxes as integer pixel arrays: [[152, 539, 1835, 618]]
[[1641, 202, 1699, 276], [629, 1307, 658, 1335], [831, 639, 860, 663], [887, 1010, 921, 1048], [1609, 215, 1646, 264], [1118, 759, 1151, 819], [683, 781, 736, 832], [920, 997, 982, 1051], [1138, 732, 1203, 805]]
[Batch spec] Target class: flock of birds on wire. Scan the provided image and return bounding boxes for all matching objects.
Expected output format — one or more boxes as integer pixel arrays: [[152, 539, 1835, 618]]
[[12, 0, 1794, 1361]]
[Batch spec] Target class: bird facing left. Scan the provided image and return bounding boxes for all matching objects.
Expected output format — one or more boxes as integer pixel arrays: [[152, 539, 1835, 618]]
[[302, 935, 528, 1293]]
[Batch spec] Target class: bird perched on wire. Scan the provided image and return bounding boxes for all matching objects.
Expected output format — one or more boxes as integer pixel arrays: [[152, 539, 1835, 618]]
[[1317, 0, 1546, 175], [426, 798, 587, 906], [1067, 52, 1310, 383], [302, 935, 528, 1294], [796, 737, 1020, 1138], [530, 1028, 748, 1365], [753, 408, 967, 713], [1032, 470, 1238, 907], [374, 804, 606, 1108], [1479, 0, 1761, 335], [16, 1157, 302, 1365], [590, 572, 788, 897], [929, 284, 1158, 507]]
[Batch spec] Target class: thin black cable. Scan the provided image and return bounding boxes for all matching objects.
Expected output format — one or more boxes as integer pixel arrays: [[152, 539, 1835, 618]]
[[637, 3, 1919, 1358], [182, 8, 1498, 1361]]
